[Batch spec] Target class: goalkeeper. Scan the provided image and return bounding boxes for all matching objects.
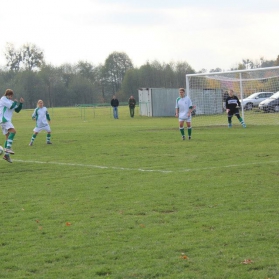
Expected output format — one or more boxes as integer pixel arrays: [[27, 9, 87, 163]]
[[225, 89, 246, 128]]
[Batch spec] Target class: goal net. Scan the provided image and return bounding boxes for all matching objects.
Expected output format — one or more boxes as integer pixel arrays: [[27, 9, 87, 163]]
[[186, 66, 279, 127]]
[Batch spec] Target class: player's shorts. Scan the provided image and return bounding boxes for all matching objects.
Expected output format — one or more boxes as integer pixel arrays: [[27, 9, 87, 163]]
[[179, 115, 191, 122], [33, 125, 51, 133], [0, 121, 14, 135], [228, 108, 240, 117]]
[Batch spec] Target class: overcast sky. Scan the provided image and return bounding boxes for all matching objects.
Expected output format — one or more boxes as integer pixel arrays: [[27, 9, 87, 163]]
[[1, 0, 278, 71]]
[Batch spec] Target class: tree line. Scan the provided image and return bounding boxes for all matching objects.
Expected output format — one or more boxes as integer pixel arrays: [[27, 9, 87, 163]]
[[1, 43, 279, 109]]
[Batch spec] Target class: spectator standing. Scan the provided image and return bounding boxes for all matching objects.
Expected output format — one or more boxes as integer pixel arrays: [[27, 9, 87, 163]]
[[110, 95, 119, 119], [128, 95, 136, 118]]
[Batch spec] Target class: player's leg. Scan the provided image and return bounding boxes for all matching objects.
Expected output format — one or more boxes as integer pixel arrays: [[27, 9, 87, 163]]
[[5, 126, 16, 154], [186, 114, 192, 139], [3, 132, 11, 162], [29, 132, 38, 146], [1, 124, 9, 149], [179, 120, 185, 140], [235, 112, 246, 127], [1, 125, 9, 157], [3, 140, 12, 162], [228, 116, 232, 127], [46, 133, 52, 144], [186, 121, 192, 140], [2, 122, 16, 153], [1, 125, 11, 162], [45, 126, 52, 144], [30, 127, 41, 146], [227, 112, 233, 127], [2, 126, 15, 162], [4, 133, 8, 149]]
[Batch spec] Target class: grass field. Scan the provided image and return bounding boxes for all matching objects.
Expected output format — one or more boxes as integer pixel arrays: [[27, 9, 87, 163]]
[[1, 106, 279, 279]]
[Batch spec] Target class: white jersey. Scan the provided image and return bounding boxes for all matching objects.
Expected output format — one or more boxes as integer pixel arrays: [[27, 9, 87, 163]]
[[0, 96, 18, 123], [32, 107, 50, 128], [175, 96, 192, 120]]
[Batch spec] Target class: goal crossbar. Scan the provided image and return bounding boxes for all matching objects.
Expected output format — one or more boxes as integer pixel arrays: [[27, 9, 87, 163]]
[[186, 66, 279, 78]]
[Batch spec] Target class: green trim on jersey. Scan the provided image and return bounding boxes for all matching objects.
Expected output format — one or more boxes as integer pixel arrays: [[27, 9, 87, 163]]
[[15, 102, 23, 113], [10, 101, 17, 109], [34, 108, 39, 120], [1, 107, 8, 122]]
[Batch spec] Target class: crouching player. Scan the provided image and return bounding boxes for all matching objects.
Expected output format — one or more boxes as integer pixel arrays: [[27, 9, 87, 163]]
[[226, 89, 246, 128], [29, 100, 52, 146]]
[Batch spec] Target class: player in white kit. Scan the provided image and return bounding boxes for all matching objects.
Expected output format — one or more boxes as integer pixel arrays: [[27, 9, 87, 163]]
[[0, 89, 24, 163], [29, 100, 52, 146], [175, 88, 194, 140]]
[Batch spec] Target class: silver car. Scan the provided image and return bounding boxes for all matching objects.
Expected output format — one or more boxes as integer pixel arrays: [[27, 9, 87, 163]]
[[240, 92, 274, 110], [259, 91, 279, 112]]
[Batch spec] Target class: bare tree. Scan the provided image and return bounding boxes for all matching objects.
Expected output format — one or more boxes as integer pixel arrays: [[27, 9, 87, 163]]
[[4, 43, 44, 71], [22, 43, 45, 70], [103, 52, 133, 96], [4, 43, 22, 72]]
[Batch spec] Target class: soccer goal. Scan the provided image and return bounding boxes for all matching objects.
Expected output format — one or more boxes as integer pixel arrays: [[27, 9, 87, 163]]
[[75, 103, 111, 120], [186, 66, 279, 127]]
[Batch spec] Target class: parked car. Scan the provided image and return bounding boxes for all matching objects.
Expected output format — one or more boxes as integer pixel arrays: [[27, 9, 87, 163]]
[[240, 92, 274, 110], [258, 91, 279, 112]]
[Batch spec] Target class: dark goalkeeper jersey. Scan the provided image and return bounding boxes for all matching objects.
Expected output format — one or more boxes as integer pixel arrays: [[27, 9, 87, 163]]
[[226, 95, 240, 110]]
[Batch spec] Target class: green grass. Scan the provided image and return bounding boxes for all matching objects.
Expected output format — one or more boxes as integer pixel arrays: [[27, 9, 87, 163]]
[[1, 107, 279, 279]]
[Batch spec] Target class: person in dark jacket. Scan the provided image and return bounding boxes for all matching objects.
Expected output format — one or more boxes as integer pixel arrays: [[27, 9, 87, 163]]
[[128, 96, 136, 118], [226, 89, 246, 128], [110, 95, 119, 119]]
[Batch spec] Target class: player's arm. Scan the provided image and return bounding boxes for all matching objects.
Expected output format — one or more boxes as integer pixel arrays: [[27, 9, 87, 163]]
[[31, 110, 36, 119], [225, 98, 230, 113], [14, 98, 24, 113], [175, 108, 179, 117], [236, 97, 241, 107], [46, 111, 51, 122], [15, 103, 22, 113], [15, 98, 24, 113], [10, 101, 17, 110], [31, 108, 38, 120], [188, 105, 196, 116], [188, 106, 193, 115]]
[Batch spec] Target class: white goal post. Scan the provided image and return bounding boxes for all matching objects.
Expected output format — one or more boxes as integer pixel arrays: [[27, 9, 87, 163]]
[[186, 66, 279, 126]]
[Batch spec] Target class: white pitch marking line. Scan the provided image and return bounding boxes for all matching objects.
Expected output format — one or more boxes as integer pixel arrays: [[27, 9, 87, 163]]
[[13, 159, 172, 173], [13, 159, 279, 173]]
